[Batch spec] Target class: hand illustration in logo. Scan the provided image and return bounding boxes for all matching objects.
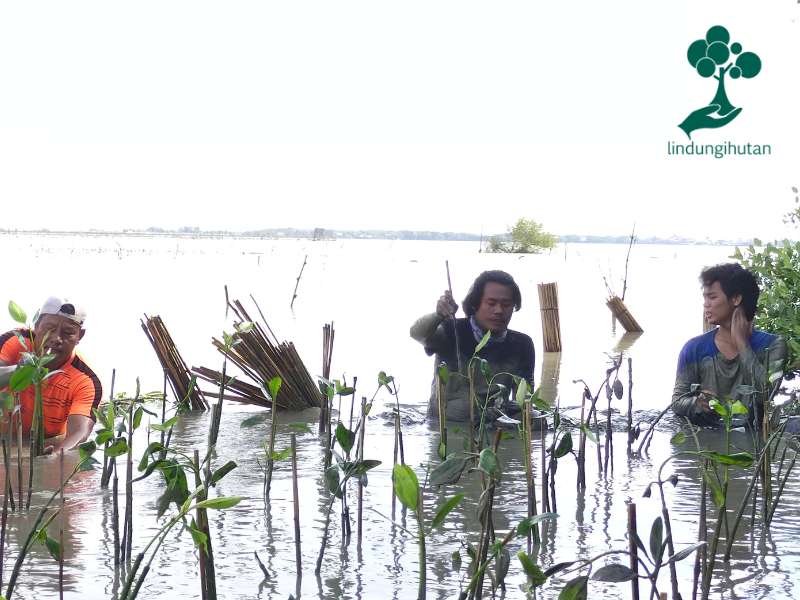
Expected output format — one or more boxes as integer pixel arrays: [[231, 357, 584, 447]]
[[679, 25, 761, 139]]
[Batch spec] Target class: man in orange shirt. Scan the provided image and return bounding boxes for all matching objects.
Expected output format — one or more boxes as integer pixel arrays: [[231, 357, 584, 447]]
[[0, 297, 101, 454]]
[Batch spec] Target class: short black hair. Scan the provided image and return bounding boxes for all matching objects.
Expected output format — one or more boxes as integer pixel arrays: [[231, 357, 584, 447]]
[[700, 263, 760, 320], [462, 270, 522, 317]]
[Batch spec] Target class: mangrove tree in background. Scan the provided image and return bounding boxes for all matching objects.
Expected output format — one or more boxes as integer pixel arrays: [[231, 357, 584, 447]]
[[486, 218, 557, 254]]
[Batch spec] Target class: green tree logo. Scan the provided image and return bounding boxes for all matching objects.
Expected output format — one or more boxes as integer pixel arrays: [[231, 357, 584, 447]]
[[678, 25, 762, 139]]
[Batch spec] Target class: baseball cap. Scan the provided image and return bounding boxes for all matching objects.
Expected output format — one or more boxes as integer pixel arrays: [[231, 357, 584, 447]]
[[39, 297, 87, 325]]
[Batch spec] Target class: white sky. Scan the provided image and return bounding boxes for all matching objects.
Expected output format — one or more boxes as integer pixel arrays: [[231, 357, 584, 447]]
[[1, 1, 798, 239]]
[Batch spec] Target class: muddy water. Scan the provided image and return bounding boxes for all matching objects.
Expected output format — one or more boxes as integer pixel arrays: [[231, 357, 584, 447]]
[[2, 234, 798, 599]]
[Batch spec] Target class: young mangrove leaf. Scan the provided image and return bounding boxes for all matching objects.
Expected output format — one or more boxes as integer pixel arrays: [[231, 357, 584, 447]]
[[430, 493, 464, 530], [104, 438, 129, 458], [649, 517, 664, 563], [558, 575, 588, 600], [150, 415, 179, 432], [351, 459, 381, 475], [44, 535, 62, 562], [137, 442, 165, 471], [437, 363, 450, 386], [664, 541, 706, 564], [195, 496, 243, 510], [132, 406, 144, 430], [710, 398, 728, 418], [0, 391, 13, 412], [268, 376, 282, 401], [210, 460, 238, 485], [478, 358, 492, 383], [580, 424, 598, 445], [478, 448, 501, 480], [699, 451, 753, 467], [8, 300, 27, 324], [495, 547, 511, 586], [335, 422, 356, 454], [270, 447, 292, 461], [95, 429, 114, 446], [517, 552, 547, 586], [670, 432, 686, 445], [515, 377, 529, 408], [703, 470, 725, 507], [474, 330, 491, 354], [553, 432, 573, 458], [324, 466, 342, 498], [451, 550, 462, 571], [592, 563, 636, 582], [378, 371, 394, 390], [78, 440, 97, 461], [730, 400, 749, 415], [392, 464, 419, 511], [9, 365, 35, 392], [613, 379, 624, 399], [430, 455, 468, 486], [240, 412, 270, 428], [516, 512, 559, 536], [189, 518, 208, 552], [288, 422, 312, 434]]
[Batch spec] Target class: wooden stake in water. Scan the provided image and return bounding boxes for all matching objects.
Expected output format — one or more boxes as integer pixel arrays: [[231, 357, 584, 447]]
[[193, 450, 208, 600], [445, 260, 462, 374], [626, 357, 634, 455], [2, 414, 14, 512], [290, 254, 308, 310], [0, 440, 9, 588], [124, 399, 134, 564], [16, 404, 22, 514], [101, 368, 116, 488], [291, 434, 302, 577], [356, 397, 366, 550], [112, 459, 120, 568], [59, 448, 64, 600], [627, 503, 640, 600]]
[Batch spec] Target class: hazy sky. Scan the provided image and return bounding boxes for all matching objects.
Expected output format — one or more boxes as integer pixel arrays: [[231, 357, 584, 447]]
[[1, 1, 798, 238]]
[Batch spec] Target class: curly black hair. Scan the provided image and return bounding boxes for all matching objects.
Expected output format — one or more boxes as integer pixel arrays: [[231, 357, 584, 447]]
[[462, 270, 522, 317], [700, 263, 760, 320]]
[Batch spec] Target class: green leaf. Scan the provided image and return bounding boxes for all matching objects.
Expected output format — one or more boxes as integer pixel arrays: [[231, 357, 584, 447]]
[[474, 330, 491, 354], [558, 575, 588, 600], [189, 522, 208, 551], [77, 440, 96, 461], [335, 422, 356, 454], [516, 512, 559, 536], [553, 432, 573, 458], [430, 455, 468, 486], [649, 517, 663, 563], [592, 564, 636, 582], [517, 551, 547, 586], [0, 391, 14, 412], [378, 371, 394, 390], [132, 406, 144, 430], [670, 432, 686, 445], [137, 442, 165, 471], [613, 379, 624, 400], [211, 460, 238, 485], [325, 466, 342, 498], [516, 378, 529, 408], [478, 448, 501, 480], [8, 301, 27, 324], [150, 416, 179, 432], [478, 358, 492, 383], [392, 464, 419, 512], [437, 363, 449, 386], [9, 365, 35, 392], [236, 321, 254, 334], [270, 447, 292, 462], [730, 400, 749, 415], [709, 398, 728, 418], [704, 471, 725, 507], [451, 550, 462, 571], [665, 541, 706, 565], [95, 429, 114, 445], [580, 424, 597, 445], [351, 459, 381, 475], [195, 496, 243, 510], [430, 493, 464, 529], [437, 441, 447, 460], [45, 536, 61, 562], [104, 438, 129, 458], [268, 376, 282, 401], [699, 451, 753, 467], [288, 422, 312, 434], [240, 413, 270, 428]]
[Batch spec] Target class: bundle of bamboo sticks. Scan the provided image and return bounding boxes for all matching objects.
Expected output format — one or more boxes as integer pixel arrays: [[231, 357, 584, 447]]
[[195, 298, 323, 411], [607, 296, 643, 333], [538, 282, 562, 352], [140, 315, 209, 410], [319, 323, 334, 433], [192, 366, 269, 405]]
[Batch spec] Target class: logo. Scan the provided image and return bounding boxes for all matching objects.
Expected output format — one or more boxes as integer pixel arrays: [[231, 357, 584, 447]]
[[678, 25, 761, 139]]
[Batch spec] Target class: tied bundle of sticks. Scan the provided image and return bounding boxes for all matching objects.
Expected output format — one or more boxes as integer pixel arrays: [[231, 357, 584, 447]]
[[319, 323, 334, 434], [195, 297, 323, 411], [607, 296, 643, 333], [537, 282, 562, 352], [141, 315, 209, 410]]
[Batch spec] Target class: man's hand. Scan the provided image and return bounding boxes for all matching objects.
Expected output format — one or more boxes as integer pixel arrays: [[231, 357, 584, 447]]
[[436, 291, 458, 319], [731, 305, 753, 353], [694, 391, 715, 414]]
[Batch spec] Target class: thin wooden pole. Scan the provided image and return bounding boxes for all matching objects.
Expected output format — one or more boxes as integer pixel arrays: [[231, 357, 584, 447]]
[[59, 448, 64, 600], [291, 434, 302, 576], [628, 503, 640, 600]]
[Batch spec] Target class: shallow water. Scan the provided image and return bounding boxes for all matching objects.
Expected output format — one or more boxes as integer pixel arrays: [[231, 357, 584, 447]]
[[2, 233, 798, 599]]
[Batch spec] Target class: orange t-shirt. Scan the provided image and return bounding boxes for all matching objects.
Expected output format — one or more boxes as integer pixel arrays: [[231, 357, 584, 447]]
[[0, 329, 102, 438]]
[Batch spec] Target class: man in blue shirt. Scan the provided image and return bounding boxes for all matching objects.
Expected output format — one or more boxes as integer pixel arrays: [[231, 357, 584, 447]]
[[672, 263, 786, 426]]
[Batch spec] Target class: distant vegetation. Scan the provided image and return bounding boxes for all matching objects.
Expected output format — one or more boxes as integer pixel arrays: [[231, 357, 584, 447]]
[[485, 218, 557, 254]]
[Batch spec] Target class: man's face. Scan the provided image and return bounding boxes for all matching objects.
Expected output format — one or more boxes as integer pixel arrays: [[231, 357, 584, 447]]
[[474, 282, 515, 334], [33, 314, 84, 370], [703, 281, 740, 326]]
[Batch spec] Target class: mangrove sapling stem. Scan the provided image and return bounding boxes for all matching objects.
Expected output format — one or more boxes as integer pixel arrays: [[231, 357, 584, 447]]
[[627, 357, 634, 456], [124, 398, 134, 565], [522, 399, 539, 549], [656, 481, 679, 599], [159, 369, 167, 453], [119, 553, 145, 600], [2, 426, 14, 511], [16, 407, 22, 513], [291, 434, 302, 577], [112, 459, 120, 567], [417, 487, 426, 600], [357, 398, 366, 550], [289, 254, 308, 310], [767, 450, 796, 526], [25, 434, 34, 510], [627, 503, 640, 600], [701, 491, 727, 600], [445, 260, 463, 374], [59, 449, 64, 600], [315, 494, 337, 575], [389, 381, 405, 464], [0, 440, 9, 588], [193, 450, 209, 600], [5, 456, 89, 600], [540, 419, 549, 513], [471, 430, 502, 600], [468, 363, 476, 454], [693, 463, 708, 600], [724, 443, 772, 561], [101, 368, 117, 488], [265, 397, 279, 498], [637, 391, 697, 456]]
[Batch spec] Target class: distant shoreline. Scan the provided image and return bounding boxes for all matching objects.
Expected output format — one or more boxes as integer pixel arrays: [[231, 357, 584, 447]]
[[0, 228, 751, 246]]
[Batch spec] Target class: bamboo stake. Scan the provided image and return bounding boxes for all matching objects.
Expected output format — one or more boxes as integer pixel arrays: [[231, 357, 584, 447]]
[[291, 434, 302, 576], [3, 415, 13, 512], [112, 459, 120, 568], [59, 448, 64, 600], [627, 358, 634, 455], [445, 260, 462, 373], [0, 440, 9, 588], [194, 450, 208, 600], [101, 368, 117, 488], [124, 399, 134, 564], [540, 418, 549, 513], [537, 283, 562, 352], [606, 296, 643, 333], [265, 390, 279, 498], [357, 396, 366, 549]]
